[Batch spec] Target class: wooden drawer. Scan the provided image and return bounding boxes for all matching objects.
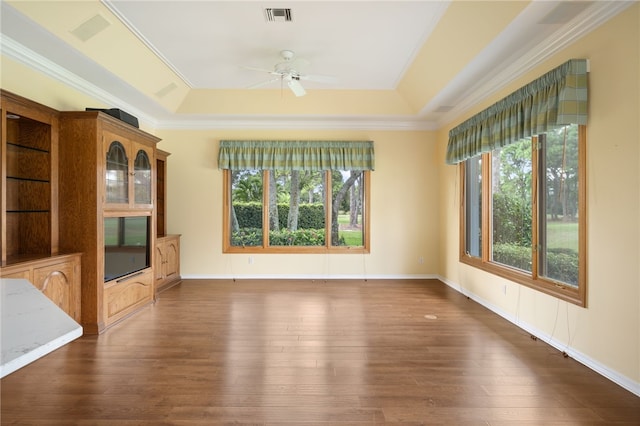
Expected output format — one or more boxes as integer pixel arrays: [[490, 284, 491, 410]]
[[104, 269, 153, 326]]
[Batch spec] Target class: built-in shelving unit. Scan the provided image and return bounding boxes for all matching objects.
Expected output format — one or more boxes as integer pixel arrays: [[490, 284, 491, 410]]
[[155, 149, 181, 293], [0, 90, 81, 322], [59, 111, 160, 334], [1, 91, 57, 263], [1, 91, 181, 335]]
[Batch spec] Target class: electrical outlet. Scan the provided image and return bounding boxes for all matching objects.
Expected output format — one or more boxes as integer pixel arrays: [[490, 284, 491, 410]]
[[418, 256, 424, 264], [248, 256, 254, 265], [502, 284, 507, 295]]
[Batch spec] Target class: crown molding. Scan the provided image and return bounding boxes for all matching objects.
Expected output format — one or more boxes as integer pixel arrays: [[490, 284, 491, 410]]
[[154, 115, 438, 131], [0, 34, 161, 129], [3, 0, 633, 133], [432, 0, 636, 128], [1, 34, 436, 131]]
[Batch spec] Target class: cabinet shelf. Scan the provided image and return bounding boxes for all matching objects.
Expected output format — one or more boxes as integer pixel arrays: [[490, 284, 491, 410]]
[[6, 141, 50, 153], [2, 90, 58, 264], [7, 176, 51, 183]]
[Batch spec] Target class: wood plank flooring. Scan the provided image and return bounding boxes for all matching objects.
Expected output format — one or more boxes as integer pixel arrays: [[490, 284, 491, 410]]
[[2, 279, 639, 425]]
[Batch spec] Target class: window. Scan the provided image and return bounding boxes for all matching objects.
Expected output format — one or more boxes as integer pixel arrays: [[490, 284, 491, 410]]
[[219, 140, 373, 253], [448, 59, 588, 306], [461, 124, 586, 305]]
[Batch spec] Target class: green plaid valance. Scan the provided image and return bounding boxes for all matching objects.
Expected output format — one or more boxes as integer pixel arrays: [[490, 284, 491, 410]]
[[218, 140, 375, 171], [446, 59, 588, 164]]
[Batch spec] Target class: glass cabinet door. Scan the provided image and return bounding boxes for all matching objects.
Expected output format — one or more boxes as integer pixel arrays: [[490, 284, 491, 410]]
[[105, 141, 129, 204], [134, 149, 152, 205]]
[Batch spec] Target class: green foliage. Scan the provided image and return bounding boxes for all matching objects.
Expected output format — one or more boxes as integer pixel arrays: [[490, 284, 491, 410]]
[[292, 204, 325, 229], [492, 192, 532, 246], [230, 228, 263, 247], [234, 202, 325, 230], [545, 248, 579, 286], [492, 243, 578, 285], [232, 171, 262, 202], [231, 227, 330, 246], [233, 202, 263, 228], [492, 243, 532, 271], [543, 125, 579, 220], [269, 228, 326, 246], [497, 141, 532, 203]]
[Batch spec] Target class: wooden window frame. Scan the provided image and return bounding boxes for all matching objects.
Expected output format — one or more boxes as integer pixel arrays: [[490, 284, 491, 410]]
[[223, 169, 371, 254], [459, 126, 587, 306]]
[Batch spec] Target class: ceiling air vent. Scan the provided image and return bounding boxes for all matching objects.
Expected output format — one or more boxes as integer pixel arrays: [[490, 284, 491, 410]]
[[265, 8, 292, 22]]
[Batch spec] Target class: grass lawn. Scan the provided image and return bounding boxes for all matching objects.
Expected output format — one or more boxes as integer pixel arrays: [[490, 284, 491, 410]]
[[340, 230, 363, 246], [338, 214, 363, 246], [546, 220, 578, 251]]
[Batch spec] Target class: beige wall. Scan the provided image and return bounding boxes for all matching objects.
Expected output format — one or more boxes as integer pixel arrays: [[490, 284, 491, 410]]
[[437, 4, 640, 388], [156, 129, 439, 279]]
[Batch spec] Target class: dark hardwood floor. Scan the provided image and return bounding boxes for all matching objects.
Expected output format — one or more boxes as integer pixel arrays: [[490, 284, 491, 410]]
[[2, 279, 639, 425]]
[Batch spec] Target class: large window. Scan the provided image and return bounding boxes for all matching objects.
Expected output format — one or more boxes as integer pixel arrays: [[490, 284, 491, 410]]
[[461, 124, 586, 305], [219, 140, 373, 253], [448, 59, 588, 306], [224, 169, 369, 252]]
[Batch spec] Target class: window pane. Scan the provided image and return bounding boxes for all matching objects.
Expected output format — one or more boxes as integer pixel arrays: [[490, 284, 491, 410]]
[[539, 125, 580, 287], [491, 139, 532, 272], [269, 170, 326, 246], [105, 141, 128, 204], [465, 157, 482, 257], [230, 170, 263, 247], [134, 150, 151, 204], [332, 170, 364, 247]]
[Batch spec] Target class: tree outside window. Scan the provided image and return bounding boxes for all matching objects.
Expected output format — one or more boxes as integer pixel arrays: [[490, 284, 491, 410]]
[[225, 169, 369, 252], [461, 124, 585, 305]]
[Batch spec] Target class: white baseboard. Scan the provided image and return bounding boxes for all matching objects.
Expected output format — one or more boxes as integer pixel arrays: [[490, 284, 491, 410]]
[[436, 275, 640, 398], [181, 273, 439, 280]]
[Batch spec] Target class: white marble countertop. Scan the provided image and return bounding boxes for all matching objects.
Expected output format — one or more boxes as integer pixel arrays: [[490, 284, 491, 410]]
[[1, 278, 82, 378]]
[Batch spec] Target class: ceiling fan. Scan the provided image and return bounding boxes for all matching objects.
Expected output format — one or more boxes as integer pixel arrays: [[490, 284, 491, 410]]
[[243, 50, 336, 97]]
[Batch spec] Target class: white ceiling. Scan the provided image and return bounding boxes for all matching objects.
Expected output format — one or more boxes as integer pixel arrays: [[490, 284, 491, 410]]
[[0, 1, 635, 130], [105, 1, 447, 90]]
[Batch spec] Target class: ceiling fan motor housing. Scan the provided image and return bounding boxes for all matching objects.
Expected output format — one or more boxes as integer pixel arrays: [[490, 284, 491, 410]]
[[280, 50, 295, 61]]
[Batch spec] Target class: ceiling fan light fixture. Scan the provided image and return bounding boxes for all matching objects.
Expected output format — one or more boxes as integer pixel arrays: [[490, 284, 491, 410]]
[[287, 78, 306, 97]]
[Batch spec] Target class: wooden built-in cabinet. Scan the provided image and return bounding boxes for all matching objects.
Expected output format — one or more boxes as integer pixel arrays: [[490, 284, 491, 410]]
[[0, 90, 81, 321], [155, 234, 181, 292], [104, 131, 154, 209], [1, 90, 59, 263], [59, 111, 160, 334], [0, 254, 82, 322], [155, 149, 181, 294]]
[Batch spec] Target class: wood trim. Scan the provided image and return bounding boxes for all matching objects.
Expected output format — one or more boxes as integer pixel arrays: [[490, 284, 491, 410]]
[[577, 125, 588, 306], [481, 153, 491, 262], [458, 126, 587, 307], [531, 135, 540, 279], [1, 108, 6, 264], [222, 169, 371, 254]]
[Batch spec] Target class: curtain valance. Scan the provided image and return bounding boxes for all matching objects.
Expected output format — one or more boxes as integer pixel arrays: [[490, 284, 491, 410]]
[[445, 58, 588, 164], [218, 140, 375, 171]]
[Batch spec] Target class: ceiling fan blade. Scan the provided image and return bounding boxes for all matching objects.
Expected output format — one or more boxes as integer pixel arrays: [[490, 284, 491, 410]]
[[242, 65, 280, 76], [299, 74, 337, 84], [247, 77, 281, 89], [287, 78, 306, 97]]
